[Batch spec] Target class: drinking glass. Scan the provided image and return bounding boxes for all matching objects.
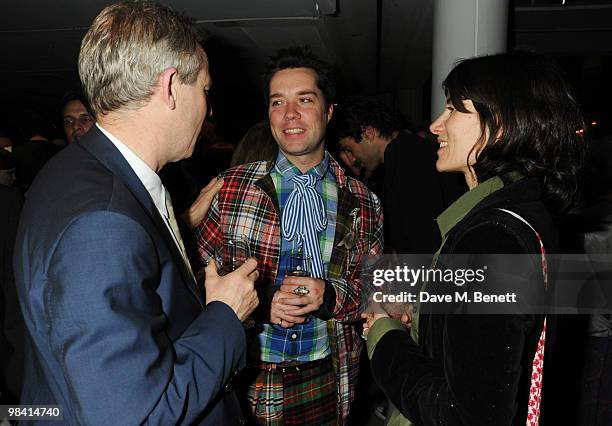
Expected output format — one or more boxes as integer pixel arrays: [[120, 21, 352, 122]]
[[286, 250, 312, 278], [216, 236, 250, 276], [216, 236, 260, 331]]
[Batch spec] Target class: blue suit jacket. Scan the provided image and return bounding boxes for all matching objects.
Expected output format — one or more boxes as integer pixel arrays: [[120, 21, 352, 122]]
[[14, 127, 246, 425]]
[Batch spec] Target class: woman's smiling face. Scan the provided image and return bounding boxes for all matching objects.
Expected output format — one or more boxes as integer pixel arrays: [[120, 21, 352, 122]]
[[430, 99, 484, 188]]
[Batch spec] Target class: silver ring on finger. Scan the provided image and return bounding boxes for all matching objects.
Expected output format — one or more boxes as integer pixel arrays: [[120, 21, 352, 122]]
[[293, 285, 310, 296]]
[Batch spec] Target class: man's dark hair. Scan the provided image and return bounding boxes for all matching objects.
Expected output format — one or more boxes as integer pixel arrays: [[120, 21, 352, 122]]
[[335, 95, 404, 142], [60, 91, 93, 116], [263, 46, 336, 108], [443, 51, 586, 214]]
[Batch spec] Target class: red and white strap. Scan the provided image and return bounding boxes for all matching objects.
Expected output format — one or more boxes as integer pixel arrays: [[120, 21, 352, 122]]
[[497, 208, 547, 426]]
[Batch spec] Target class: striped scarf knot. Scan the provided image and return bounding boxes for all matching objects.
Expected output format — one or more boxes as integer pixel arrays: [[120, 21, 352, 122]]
[[281, 173, 327, 277]]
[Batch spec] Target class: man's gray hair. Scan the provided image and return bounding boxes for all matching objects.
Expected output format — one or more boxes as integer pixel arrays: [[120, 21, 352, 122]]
[[79, 1, 205, 116]]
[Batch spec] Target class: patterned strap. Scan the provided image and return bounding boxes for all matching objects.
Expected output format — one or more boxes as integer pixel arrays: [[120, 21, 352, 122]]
[[497, 208, 547, 426]]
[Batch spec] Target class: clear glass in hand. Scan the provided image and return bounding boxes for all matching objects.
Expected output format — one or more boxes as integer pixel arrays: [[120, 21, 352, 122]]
[[216, 236, 250, 276], [216, 236, 259, 331], [281, 249, 312, 324], [286, 250, 312, 277]]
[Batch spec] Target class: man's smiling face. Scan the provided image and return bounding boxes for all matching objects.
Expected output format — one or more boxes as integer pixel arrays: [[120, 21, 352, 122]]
[[268, 67, 333, 169]]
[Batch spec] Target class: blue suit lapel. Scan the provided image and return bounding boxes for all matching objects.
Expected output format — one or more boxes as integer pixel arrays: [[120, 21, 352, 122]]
[[78, 127, 204, 307]]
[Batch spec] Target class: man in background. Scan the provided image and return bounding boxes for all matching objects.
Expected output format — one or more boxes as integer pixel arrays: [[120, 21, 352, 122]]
[[0, 130, 12, 152], [60, 91, 94, 144], [11, 112, 60, 192], [335, 95, 465, 254]]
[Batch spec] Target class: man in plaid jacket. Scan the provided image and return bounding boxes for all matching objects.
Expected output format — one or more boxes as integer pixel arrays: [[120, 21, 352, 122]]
[[195, 47, 383, 425]]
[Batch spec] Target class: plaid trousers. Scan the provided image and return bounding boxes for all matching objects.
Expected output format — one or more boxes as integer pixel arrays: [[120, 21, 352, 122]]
[[240, 357, 338, 426]]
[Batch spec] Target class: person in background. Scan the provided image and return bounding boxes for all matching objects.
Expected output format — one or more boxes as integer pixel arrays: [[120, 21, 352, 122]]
[[230, 121, 278, 167], [334, 97, 466, 423], [0, 149, 16, 187], [335, 96, 465, 254], [14, 2, 259, 424], [60, 91, 94, 144], [0, 130, 13, 152], [363, 52, 585, 425], [12, 111, 60, 193]]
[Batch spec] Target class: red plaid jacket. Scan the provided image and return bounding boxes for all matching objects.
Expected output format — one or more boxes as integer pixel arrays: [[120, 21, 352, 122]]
[[194, 154, 384, 423]]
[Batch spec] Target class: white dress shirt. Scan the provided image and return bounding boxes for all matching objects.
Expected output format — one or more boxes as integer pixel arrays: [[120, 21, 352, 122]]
[[96, 123, 183, 252]]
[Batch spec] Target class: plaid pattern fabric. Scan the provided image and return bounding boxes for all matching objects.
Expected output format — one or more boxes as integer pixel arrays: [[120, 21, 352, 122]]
[[194, 153, 384, 424], [241, 367, 284, 425], [283, 359, 337, 426], [243, 358, 337, 426], [258, 152, 336, 362]]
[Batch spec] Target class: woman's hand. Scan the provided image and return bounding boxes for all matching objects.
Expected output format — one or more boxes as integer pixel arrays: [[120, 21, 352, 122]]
[[181, 177, 223, 228], [360, 298, 412, 339], [361, 312, 389, 338]]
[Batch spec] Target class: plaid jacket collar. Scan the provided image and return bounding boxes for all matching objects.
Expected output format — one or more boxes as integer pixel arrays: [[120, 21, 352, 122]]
[[255, 151, 350, 201]]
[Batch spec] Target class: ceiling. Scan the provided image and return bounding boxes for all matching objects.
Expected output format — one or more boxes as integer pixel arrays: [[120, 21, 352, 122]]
[[1, 0, 612, 139], [0, 0, 423, 99]]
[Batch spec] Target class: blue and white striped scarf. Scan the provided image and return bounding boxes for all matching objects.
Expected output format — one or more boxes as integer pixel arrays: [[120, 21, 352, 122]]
[[281, 173, 328, 277]]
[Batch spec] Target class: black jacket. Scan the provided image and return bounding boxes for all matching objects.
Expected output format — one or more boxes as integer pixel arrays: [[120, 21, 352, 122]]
[[383, 132, 466, 254], [371, 176, 555, 426], [12, 139, 61, 191]]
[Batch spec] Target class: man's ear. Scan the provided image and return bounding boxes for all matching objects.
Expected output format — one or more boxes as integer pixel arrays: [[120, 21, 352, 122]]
[[159, 67, 178, 109], [326, 102, 334, 123]]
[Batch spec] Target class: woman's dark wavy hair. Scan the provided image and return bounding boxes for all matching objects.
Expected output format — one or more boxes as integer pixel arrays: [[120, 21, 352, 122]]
[[443, 51, 586, 214]]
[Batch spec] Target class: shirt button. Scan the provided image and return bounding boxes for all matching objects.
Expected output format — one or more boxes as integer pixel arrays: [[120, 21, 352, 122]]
[[291, 333, 297, 339]]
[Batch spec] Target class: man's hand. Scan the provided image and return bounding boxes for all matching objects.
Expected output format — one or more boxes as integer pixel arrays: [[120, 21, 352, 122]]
[[279, 276, 325, 316], [269, 277, 326, 327], [181, 177, 224, 229], [269, 290, 299, 328], [204, 257, 259, 322]]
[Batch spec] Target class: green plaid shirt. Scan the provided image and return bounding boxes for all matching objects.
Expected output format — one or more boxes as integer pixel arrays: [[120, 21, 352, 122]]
[[258, 151, 338, 362]]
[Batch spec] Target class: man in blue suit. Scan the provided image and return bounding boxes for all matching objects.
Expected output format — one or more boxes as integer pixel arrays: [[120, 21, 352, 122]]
[[13, 2, 259, 424]]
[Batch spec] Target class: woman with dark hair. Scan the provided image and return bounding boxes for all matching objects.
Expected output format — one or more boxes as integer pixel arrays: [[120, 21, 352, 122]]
[[363, 52, 585, 425], [229, 121, 278, 167]]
